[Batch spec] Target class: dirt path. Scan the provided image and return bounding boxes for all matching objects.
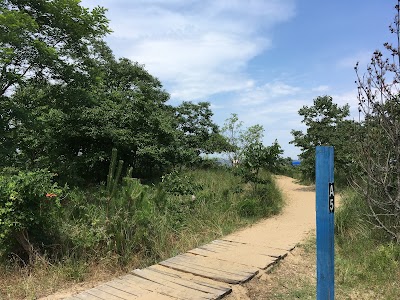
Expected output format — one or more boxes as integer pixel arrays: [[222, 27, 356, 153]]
[[42, 175, 317, 300], [223, 175, 316, 300], [223, 175, 316, 251]]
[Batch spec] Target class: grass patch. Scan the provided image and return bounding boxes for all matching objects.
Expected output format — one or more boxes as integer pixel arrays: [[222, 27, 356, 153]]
[[335, 189, 400, 299], [0, 168, 283, 299]]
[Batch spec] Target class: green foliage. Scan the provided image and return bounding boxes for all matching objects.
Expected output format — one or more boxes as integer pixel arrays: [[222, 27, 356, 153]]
[[25, 168, 282, 265], [1, 0, 232, 186], [276, 157, 302, 178], [222, 114, 284, 177], [60, 179, 160, 262], [335, 189, 370, 242], [175, 102, 231, 163], [106, 148, 118, 194], [242, 140, 284, 175], [237, 171, 283, 217], [0, 169, 63, 260], [7, 55, 176, 183], [0, 0, 110, 97], [222, 114, 265, 163], [161, 170, 203, 196], [290, 95, 355, 183]]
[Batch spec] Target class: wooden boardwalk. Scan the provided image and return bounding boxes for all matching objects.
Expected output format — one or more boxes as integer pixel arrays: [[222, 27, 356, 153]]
[[65, 238, 294, 300]]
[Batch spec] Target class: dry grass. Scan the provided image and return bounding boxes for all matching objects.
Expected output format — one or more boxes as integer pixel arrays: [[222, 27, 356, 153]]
[[0, 255, 141, 300]]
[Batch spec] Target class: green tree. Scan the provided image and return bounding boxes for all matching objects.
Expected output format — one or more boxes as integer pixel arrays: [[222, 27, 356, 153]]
[[241, 140, 283, 177], [222, 114, 284, 175], [0, 0, 110, 169], [222, 113, 264, 164], [8, 53, 177, 183], [0, 0, 110, 96], [175, 101, 230, 166], [290, 95, 354, 183]]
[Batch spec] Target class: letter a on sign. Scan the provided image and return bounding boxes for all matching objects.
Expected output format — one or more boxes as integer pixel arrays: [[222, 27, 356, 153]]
[[328, 183, 334, 213]]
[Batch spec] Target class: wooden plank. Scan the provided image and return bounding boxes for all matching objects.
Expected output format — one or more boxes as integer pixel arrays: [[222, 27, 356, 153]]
[[189, 249, 276, 269], [135, 267, 231, 299], [85, 287, 126, 300], [160, 255, 255, 285], [165, 256, 255, 278], [211, 240, 237, 248], [111, 278, 176, 300], [149, 265, 231, 292], [188, 243, 285, 269], [160, 260, 240, 284], [222, 236, 296, 251], [148, 265, 231, 295], [220, 239, 246, 245], [167, 253, 258, 276], [135, 292, 176, 300], [119, 274, 193, 300], [132, 269, 212, 300], [163, 256, 251, 279], [189, 248, 219, 257], [106, 279, 146, 297], [137, 268, 219, 295], [72, 292, 104, 300], [208, 240, 289, 257], [96, 284, 138, 299]]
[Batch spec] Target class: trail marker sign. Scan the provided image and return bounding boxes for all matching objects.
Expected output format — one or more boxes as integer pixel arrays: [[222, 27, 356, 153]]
[[316, 146, 334, 300]]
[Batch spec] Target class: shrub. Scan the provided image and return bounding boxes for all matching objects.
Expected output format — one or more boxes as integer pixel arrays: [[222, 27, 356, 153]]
[[161, 170, 203, 195], [0, 169, 63, 262]]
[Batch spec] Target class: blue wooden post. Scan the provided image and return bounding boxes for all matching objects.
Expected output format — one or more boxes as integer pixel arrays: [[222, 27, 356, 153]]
[[316, 146, 335, 300]]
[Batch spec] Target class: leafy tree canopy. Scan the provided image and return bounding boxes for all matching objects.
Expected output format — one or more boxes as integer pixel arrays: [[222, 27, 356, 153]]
[[175, 101, 232, 165], [0, 0, 110, 96], [290, 95, 355, 182]]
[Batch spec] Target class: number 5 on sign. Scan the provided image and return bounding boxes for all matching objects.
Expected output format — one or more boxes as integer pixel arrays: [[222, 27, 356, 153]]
[[329, 183, 334, 213]]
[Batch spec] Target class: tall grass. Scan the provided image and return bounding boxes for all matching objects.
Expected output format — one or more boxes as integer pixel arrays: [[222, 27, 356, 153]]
[[0, 167, 284, 299], [334, 189, 400, 298]]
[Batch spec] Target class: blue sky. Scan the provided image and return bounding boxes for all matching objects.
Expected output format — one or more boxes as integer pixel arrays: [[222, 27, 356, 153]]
[[81, 0, 394, 158]]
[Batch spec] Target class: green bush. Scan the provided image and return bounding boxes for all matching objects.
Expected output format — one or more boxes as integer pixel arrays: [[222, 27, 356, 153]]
[[237, 198, 260, 217], [0, 169, 63, 261], [237, 177, 283, 218], [161, 169, 203, 195]]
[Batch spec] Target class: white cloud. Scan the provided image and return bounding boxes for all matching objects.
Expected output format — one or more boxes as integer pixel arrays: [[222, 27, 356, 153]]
[[81, 0, 296, 100], [236, 81, 301, 105]]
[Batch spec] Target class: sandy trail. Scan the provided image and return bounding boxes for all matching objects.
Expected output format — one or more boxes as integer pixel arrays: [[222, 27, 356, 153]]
[[223, 175, 316, 299], [224, 175, 316, 250]]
